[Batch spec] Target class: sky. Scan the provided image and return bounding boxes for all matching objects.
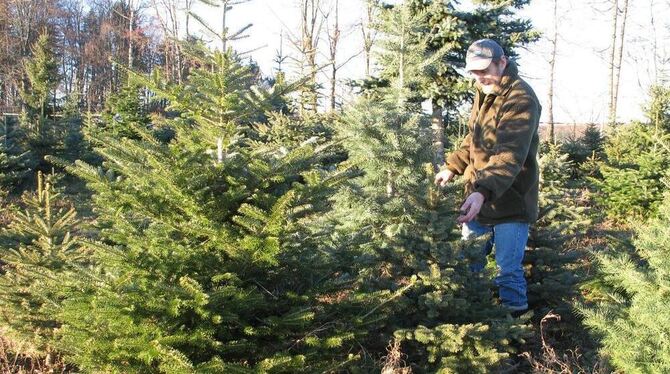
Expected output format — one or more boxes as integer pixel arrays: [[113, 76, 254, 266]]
[[180, 0, 670, 124]]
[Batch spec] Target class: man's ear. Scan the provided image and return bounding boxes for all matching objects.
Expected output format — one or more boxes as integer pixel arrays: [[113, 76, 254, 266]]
[[499, 56, 508, 71]]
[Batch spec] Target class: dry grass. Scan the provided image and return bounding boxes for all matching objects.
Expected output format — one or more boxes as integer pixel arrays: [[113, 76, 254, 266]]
[[520, 311, 612, 374], [381, 339, 411, 374], [0, 337, 70, 374]]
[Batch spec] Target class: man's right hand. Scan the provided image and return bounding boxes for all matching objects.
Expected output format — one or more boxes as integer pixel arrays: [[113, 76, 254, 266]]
[[434, 169, 455, 187]]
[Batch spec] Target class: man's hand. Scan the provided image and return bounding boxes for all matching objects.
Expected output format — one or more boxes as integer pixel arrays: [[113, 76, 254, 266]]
[[458, 192, 485, 223], [434, 169, 455, 187]]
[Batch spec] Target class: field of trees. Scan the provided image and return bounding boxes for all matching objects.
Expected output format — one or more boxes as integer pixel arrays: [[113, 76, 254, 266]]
[[0, 0, 669, 373]]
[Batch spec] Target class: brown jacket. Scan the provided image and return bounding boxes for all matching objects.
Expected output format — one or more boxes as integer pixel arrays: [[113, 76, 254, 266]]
[[445, 61, 541, 225]]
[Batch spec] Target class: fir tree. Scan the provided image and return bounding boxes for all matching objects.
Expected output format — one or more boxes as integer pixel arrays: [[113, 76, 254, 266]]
[[20, 33, 60, 121], [593, 122, 670, 220], [369, 0, 538, 166], [525, 142, 587, 309], [647, 85, 670, 133], [102, 82, 151, 139], [329, 14, 532, 369], [50, 47, 365, 373], [332, 88, 530, 372], [0, 172, 84, 355], [581, 123, 605, 159], [0, 123, 31, 193], [533, 142, 590, 248], [581, 156, 670, 372], [19, 32, 63, 176]]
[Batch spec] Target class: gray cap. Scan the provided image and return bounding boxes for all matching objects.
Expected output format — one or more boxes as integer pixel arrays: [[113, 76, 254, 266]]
[[465, 39, 505, 71]]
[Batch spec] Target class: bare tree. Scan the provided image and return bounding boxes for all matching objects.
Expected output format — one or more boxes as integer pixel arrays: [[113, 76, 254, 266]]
[[606, 0, 619, 129], [274, 29, 288, 74], [294, 0, 324, 113], [325, 0, 340, 111], [184, 0, 195, 38], [360, 0, 379, 78], [611, 0, 629, 124], [152, 0, 183, 83], [110, 0, 148, 73], [547, 0, 558, 143], [648, 0, 669, 84]]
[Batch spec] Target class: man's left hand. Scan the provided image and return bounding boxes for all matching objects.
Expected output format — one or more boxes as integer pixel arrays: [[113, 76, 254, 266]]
[[457, 192, 485, 223]]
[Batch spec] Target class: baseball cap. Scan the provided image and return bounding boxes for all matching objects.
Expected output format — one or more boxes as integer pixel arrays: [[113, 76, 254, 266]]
[[465, 39, 505, 71]]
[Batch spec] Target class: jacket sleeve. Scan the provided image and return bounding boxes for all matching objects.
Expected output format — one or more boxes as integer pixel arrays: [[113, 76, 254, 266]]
[[473, 92, 539, 202], [444, 133, 472, 175]]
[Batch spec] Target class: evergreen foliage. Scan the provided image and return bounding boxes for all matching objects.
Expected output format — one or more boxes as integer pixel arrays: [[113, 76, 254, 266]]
[[533, 142, 590, 247], [553, 125, 604, 179], [0, 172, 84, 354], [0, 123, 31, 193], [524, 143, 586, 309], [102, 82, 151, 140], [368, 0, 538, 109], [581, 123, 605, 159], [647, 85, 670, 133], [331, 87, 531, 372], [49, 48, 366, 373], [18, 33, 64, 177], [593, 122, 670, 220], [581, 168, 670, 372], [328, 11, 533, 367], [432, 0, 539, 101], [373, 2, 456, 105], [20, 33, 60, 120], [0, 3, 601, 372]]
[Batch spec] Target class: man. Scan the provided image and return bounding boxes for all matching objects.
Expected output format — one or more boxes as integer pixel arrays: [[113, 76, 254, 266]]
[[434, 39, 541, 314]]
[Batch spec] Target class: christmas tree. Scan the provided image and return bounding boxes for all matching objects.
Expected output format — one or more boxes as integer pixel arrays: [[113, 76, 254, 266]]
[[0, 172, 84, 355], [0, 123, 31, 193], [581, 174, 670, 372], [18, 32, 63, 177], [328, 4, 532, 370], [50, 47, 367, 372]]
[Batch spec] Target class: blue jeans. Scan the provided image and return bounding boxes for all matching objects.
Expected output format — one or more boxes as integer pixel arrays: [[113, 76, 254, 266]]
[[462, 220, 529, 310]]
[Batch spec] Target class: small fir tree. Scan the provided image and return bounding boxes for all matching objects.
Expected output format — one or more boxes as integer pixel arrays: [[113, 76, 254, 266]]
[[581, 123, 605, 159], [20, 33, 60, 121], [593, 122, 670, 220], [50, 47, 365, 373], [0, 124, 31, 193], [328, 11, 532, 368], [0, 172, 84, 355], [647, 85, 670, 133], [102, 82, 151, 139], [19, 33, 63, 176], [525, 142, 587, 310], [581, 159, 670, 372], [533, 142, 590, 248]]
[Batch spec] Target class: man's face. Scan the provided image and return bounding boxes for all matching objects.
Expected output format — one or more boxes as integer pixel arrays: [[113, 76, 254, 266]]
[[469, 57, 507, 95]]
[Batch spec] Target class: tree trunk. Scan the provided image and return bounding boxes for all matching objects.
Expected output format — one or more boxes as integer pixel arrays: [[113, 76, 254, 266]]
[[222, 0, 229, 51], [650, 0, 658, 83], [185, 0, 192, 38], [547, 0, 558, 144], [328, 0, 340, 111], [361, 0, 377, 78], [606, 0, 619, 129], [611, 0, 629, 125], [128, 2, 134, 72], [299, 0, 321, 113], [330, 66, 337, 111]]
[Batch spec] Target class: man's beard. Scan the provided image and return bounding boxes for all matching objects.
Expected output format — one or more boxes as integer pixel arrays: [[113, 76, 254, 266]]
[[481, 84, 497, 95]]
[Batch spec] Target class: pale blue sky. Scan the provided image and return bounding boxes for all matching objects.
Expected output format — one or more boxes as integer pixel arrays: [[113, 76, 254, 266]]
[[179, 0, 670, 124]]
